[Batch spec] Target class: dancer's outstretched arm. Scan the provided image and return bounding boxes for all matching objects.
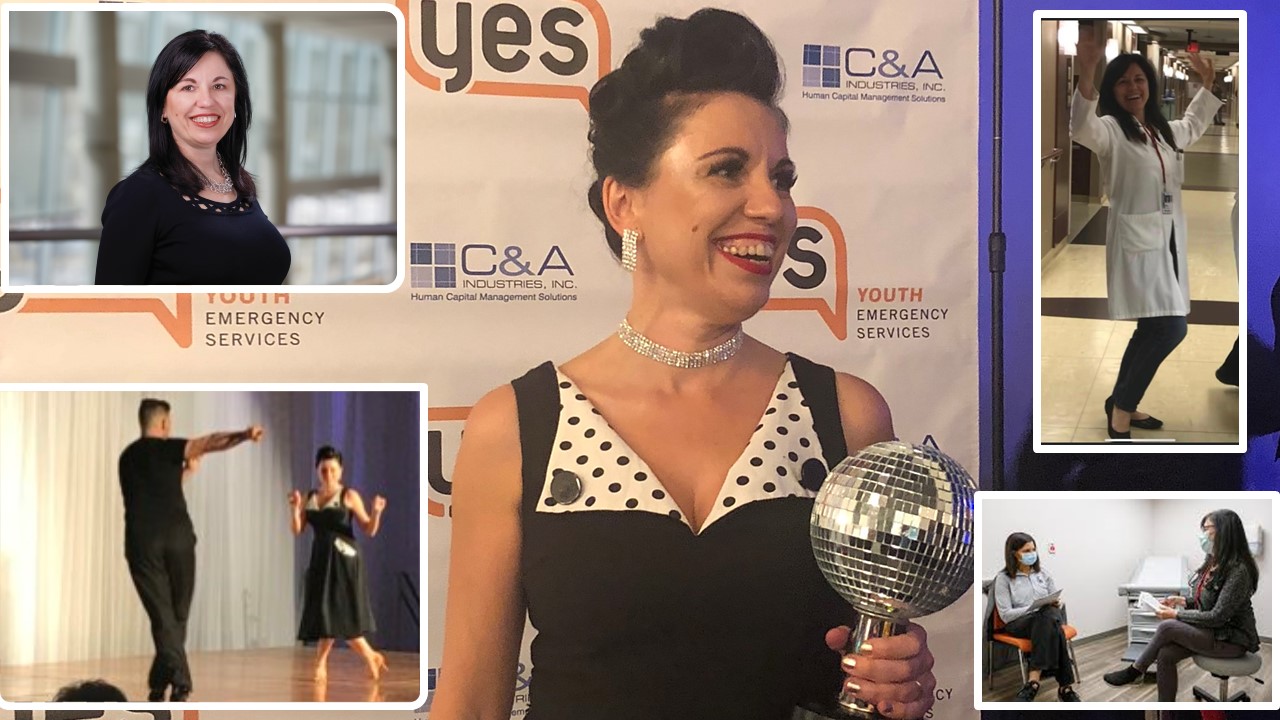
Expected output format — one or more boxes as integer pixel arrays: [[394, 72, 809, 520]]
[[287, 489, 306, 536], [346, 489, 386, 538], [184, 424, 264, 463]]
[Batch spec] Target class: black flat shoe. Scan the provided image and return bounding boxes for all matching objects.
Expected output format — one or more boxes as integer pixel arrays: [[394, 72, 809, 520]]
[[147, 688, 166, 702], [1106, 396, 1158, 432], [1058, 687, 1082, 702], [1103, 665, 1143, 686]]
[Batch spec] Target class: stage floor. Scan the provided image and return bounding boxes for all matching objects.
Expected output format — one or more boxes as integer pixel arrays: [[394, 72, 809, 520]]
[[0, 647, 421, 703]]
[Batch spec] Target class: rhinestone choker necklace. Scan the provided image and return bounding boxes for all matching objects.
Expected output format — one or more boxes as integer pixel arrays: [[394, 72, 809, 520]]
[[616, 318, 743, 369]]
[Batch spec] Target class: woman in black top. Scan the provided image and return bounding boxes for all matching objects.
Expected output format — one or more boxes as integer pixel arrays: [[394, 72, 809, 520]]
[[431, 9, 936, 720], [95, 30, 290, 285], [1103, 509, 1260, 700]]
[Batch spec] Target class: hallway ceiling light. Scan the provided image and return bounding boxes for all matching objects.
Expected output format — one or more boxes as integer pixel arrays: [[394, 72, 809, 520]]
[[1105, 38, 1119, 61], [1224, 74, 1233, 84], [1058, 20, 1079, 56]]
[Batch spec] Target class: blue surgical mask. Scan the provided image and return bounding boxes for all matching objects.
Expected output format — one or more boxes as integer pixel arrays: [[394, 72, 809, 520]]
[[1198, 532, 1213, 554], [1020, 551, 1038, 566]]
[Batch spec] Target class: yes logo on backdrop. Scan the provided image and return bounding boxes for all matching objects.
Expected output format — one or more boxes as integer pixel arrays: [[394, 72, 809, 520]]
[[404, 0, 610, 109], [766, 207, 849, 340]]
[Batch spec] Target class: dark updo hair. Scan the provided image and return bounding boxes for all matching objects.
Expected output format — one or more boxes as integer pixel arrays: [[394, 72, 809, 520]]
[[315, 445, 344, 467], [1098, 53, 1178, 150], [143, 30, 256, 199], [585, 8, 786, 260]]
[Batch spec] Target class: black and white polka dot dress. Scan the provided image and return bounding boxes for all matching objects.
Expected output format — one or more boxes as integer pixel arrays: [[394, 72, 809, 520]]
[[511, 353, 856, 720]]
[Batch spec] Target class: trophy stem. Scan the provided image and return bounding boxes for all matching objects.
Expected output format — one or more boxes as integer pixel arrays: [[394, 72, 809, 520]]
[[836, 615, 906, 716]]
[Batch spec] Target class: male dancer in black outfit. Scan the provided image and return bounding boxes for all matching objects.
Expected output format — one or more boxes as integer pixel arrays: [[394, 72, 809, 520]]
[[119, 398, 264, 702]]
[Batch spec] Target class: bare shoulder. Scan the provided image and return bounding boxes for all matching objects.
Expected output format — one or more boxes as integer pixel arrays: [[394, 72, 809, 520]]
[[833, 372, 895, 454], [453, 384, 523, 510], [464, 384, 521, 449]]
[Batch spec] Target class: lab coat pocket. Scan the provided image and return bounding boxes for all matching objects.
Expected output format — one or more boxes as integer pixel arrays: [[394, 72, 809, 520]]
[[1114, 210, 1165, 254]]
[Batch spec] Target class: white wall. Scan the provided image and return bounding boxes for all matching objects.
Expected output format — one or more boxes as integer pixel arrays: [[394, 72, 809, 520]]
[[983, 498, 1152, 639], [1150, 499, 1272, 638]]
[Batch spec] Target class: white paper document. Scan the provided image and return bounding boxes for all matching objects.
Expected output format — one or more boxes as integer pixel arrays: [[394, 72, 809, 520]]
[[1029, 589, 1062, 610], [1138, 591, 1166, 612]]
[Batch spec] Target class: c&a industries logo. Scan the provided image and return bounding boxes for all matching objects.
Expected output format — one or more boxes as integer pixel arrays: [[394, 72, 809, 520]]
[[800, 42, 946, 105], [403, 0, 610, 109], [408, 242, 577, 304]]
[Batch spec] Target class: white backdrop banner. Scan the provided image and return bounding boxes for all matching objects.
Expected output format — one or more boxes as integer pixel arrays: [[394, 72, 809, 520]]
[[0, 0, 979, 717]]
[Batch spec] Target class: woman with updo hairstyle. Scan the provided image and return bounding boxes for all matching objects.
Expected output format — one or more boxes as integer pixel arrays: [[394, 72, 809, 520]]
[[432, 9, 935, 720], [288, 445, 388, 682]]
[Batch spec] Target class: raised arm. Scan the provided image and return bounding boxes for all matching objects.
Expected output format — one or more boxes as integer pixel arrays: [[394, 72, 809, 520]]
[[345, 489, 386, 538], [1170, 52, 1224, 149], [1069, 35, 1113, 156], [184, 424, 264, 462], [430, 386, 528, 720], [287, 490, 306, 536]]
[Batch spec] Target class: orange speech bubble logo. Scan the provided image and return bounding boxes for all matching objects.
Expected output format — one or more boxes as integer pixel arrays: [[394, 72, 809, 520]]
[[402, 0, 611, 110], [764, 206, 848, 340], [427, 406, 470, 517], [19, 294, 194, 348]]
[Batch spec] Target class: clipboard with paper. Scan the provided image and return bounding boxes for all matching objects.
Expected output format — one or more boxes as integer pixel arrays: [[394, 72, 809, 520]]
[[1028, 589, 1062, 611]]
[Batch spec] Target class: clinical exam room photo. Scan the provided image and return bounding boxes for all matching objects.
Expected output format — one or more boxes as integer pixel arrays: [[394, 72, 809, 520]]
[[977, 493, 1274, 704]]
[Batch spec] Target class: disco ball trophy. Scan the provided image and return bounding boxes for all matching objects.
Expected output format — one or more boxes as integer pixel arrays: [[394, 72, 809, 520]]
[[794, 441, 976, 720]]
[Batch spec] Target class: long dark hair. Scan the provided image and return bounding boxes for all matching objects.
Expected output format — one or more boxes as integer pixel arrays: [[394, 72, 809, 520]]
[[142, 30, 256, 199], [1195, 509, 1259, 593], [1003, 532, 1041, 578], [585, 8, 786, 261], [1097, 53, 1178, 150]]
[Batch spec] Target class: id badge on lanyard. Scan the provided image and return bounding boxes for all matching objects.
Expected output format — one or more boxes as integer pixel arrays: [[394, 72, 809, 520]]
[[1145, 125, 1174, 214]]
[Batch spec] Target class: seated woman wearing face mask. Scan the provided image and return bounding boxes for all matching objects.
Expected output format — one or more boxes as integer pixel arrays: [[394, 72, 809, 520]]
[[991, 532, 1081, 702], [1104, 509, 1260, 701]]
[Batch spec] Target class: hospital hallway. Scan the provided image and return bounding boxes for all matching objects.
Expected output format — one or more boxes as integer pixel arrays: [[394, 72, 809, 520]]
[[1039, 117, 1239, 440], [1039, 120, 1240, 444]]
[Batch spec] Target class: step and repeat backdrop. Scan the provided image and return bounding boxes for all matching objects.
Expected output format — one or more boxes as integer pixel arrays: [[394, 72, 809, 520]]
[[0, 0, 979, 717]]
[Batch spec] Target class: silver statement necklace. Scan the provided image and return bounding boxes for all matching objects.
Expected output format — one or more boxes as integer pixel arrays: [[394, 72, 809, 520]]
[[617, 318, 743, 369], [203, 153, 234, 194]]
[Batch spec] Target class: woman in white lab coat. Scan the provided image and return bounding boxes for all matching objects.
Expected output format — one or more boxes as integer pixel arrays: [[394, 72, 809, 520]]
[[1071, 37, 1222, 439]]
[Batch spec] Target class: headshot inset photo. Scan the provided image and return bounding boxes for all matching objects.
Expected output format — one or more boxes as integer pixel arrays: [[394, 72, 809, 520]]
[[976, 492, 1276, 708], [1, 6, 404, 291], [1032, 13, 1245, 450], [0, 387, 425, 709]]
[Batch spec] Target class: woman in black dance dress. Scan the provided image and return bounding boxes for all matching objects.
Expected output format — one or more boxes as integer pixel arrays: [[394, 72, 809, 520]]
[[288, 445, 388, 681]]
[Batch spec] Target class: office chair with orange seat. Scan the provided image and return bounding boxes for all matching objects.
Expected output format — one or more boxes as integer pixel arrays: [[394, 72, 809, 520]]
[[985, 598, 1082, 692]]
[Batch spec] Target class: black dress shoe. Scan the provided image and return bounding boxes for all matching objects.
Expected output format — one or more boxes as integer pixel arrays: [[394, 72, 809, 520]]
[[1058, 686, 1082, 701], [170, 686, 191, 702]]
